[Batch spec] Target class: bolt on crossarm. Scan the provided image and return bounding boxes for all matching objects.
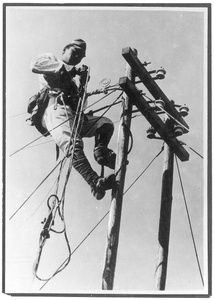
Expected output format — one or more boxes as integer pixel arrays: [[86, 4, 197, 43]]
[[102, 49, 137, 290]]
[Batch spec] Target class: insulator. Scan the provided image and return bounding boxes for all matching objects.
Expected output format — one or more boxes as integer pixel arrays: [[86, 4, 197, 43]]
[[146, 127, 156, 139], [179, 105, 189, 117], [174, 125, 184, 137], [156, 67, 166, 80], [155, 99, 165, 109]]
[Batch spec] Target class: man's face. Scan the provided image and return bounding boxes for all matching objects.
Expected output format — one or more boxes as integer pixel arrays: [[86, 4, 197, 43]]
[[62, 46, 85, 66]]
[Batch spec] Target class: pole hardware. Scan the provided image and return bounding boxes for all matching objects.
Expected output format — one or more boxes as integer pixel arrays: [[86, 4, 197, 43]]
[[155, 99, 165, 109], [142, 61, 151, 67], [146, 127, 162, 140], [102, 46, 190, 291], [154, 67, 166, 80], [147, 126, 156, 139], [135, 67, 166, 84], [122, 47, 189, 134], [173, 124, 184, 137], [179, 105, 189, 117], [119, 76, 189, 162]]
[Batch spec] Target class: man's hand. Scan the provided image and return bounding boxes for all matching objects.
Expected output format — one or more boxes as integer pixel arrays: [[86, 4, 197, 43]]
[[76, 65, 88, 76]]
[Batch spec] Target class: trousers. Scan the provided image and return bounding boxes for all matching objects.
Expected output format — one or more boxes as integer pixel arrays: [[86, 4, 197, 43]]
[[41, 96, 114, 186]]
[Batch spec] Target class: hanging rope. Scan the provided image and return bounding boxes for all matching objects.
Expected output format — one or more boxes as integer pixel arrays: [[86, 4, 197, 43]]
[[39, 210, 109, 290], [33, 68, 91, 282], [38, 146, 164, 290], [175, 156, 204, 286], [33, 193, 72, 282], [59, 70, 90, 218], [34, 70, 120, 284]]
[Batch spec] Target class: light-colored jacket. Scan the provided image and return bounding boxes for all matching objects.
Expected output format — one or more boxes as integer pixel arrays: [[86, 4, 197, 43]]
[[30, 53, 78, 93]]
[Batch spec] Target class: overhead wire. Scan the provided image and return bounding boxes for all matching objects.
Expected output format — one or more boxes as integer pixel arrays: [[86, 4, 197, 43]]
[[39, 145, 164, 290], [86, 89, 117, 110], [9, 159, 64, 220], [17, 176, 62, 231], [8, 85, 120, 119], [143, 93, 190, 133], [40, 210, 109, 290], [36, 91, 124, 282], [9, 89, 123, 223], [10, 111, 28, 118], [175, 156, 204, 286], [9, 76, 204, 289], [39, 139, 204, 290], [180, 141, 204, 159], [135, 93, 204, 160], [33, 70, 91, 281], [9, 87, 119, 157], [32, 75, 123, 283], [145, 89, 204, 285], [25, 139, 54, 149]]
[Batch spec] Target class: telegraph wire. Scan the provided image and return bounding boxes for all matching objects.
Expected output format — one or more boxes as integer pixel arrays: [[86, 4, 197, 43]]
[[9, 88, 120, 157], [39, 146, 164, 290], [9, 159, 64, 220], [9, 92, 123, 222], [175, 156, 204, 286]]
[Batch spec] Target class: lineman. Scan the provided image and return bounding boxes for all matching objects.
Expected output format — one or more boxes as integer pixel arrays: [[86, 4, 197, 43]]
[[30, 39, 116, 200]]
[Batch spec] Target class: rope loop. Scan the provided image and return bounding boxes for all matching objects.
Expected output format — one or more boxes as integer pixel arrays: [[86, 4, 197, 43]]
[[122, 122, 134, 155]]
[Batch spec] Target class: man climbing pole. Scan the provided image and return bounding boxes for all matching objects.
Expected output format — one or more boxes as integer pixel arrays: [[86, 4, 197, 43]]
[[30, 39, 116, 200]]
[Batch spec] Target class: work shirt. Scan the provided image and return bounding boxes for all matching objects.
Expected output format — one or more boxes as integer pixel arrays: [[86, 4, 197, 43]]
[[30, 53, 79, 96]]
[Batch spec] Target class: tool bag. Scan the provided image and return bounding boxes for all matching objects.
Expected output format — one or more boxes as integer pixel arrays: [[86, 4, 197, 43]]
[[27, 87, 50, 136]]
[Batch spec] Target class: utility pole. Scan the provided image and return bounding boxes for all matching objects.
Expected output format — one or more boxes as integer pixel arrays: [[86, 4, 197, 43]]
[[102, 46, 189, 290], [102, 49, 137, 290], [119, 47, 189, 288], [155, 120, 175, 290]]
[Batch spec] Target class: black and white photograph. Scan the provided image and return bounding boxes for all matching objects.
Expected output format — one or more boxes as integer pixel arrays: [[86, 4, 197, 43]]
[[2, 3, 211, 296]]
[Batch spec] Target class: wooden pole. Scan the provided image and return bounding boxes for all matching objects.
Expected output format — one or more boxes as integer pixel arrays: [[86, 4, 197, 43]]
[[102, 49, 137, 290], [155, 129, 174, 290]]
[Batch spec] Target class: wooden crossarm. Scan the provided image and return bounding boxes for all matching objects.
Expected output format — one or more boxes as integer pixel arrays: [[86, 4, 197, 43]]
[[122, 47, 189, 134], [119, 76, 189, 162]]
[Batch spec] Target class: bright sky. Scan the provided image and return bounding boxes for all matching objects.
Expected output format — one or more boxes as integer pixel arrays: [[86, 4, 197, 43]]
[[4, 3, 209, 296]]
